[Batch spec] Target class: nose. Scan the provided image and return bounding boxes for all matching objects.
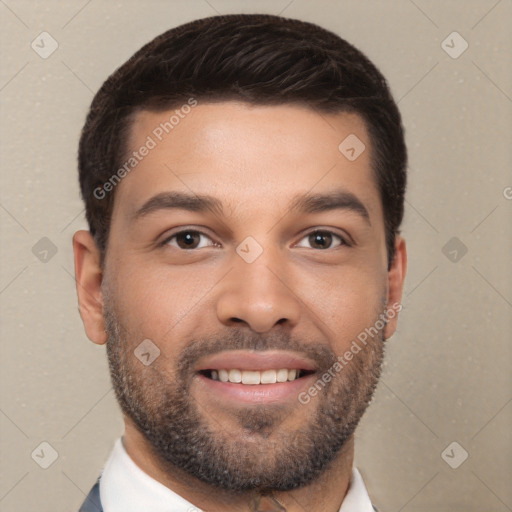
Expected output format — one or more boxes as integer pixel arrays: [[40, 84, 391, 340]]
[[216, 248, 302, 333]]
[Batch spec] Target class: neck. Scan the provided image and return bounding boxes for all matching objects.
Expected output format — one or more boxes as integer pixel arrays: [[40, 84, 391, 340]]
[[123, 419, 354, 512]]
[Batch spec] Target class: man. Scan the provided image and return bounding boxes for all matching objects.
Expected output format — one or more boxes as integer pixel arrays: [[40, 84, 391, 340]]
[[73, 13, 407, 512]]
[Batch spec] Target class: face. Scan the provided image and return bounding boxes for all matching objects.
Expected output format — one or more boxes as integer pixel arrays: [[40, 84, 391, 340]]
[[81, 102, 405, 493]]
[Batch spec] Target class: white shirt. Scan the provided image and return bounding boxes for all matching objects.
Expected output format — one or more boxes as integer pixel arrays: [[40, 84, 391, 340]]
[[99, 437, 376, 512]]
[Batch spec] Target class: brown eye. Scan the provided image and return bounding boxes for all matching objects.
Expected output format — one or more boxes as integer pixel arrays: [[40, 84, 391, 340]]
[[309, 231, 333, 249], [296, 230, 346, 250], [164, 230, 215, 250], [176, 231, 201, 249]]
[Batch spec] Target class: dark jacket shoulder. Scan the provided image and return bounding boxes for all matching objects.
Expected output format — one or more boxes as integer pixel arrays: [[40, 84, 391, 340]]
[[78, 480, 102, 512]]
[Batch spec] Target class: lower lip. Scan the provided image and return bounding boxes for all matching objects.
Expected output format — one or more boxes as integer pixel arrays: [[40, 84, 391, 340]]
[[195, 373, 316, 404]]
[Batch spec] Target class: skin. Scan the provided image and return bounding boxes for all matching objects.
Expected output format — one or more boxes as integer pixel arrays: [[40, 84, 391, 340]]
[[73, 101, 406, 512]]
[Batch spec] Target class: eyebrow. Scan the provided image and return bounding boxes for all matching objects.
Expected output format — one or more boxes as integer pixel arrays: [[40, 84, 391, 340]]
[[132, 191, 224, 221], [288, 190, 371, 224], [132, 189, 370, 224]]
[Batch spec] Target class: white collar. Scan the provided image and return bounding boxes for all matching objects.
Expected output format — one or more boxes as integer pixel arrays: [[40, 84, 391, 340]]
[[99, 437, 375, 512]]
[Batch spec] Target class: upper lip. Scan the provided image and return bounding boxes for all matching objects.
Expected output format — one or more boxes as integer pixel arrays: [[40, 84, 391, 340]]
[[195, 350, 317, 372]]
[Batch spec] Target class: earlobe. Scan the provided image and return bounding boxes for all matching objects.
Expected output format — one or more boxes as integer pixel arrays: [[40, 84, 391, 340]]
[[384, 236, 407, 340], [72, 230, 107, 345]]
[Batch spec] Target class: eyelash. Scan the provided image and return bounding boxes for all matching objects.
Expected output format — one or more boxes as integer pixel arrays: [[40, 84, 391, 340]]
[[159, 228, 351, 251]]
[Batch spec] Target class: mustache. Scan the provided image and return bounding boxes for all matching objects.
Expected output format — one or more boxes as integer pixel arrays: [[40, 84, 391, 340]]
[[174, 329, 338, 376]]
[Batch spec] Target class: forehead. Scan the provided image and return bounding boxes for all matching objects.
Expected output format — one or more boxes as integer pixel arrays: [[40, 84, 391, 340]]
[[113, 101, 380, 221]]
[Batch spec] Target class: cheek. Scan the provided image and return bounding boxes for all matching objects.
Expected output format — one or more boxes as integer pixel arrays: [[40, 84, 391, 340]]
[[297, 262, 385, 349], [108, 259, 219, 344]]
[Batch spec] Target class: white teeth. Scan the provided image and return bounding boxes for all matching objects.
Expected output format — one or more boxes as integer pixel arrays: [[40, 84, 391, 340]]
[[241, 371, 260, 385], [276, 369, 288, 382], [260, 370, 277, 384], [228, 369, 242, 383], [210, 368, 303, 384]]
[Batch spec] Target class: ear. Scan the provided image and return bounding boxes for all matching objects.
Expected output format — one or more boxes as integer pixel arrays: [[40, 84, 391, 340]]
[[72, 230, 107, 345], [384, 236, 407, 340]]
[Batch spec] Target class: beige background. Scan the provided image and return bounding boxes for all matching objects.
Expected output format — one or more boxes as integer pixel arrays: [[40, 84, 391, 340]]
[[1, 1, 511, 511]]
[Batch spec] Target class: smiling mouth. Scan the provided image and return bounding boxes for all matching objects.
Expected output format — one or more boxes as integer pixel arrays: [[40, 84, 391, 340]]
[[199, 368, 315, 385]]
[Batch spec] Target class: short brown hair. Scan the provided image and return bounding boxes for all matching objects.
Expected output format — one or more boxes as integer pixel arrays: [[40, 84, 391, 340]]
[[78, 14, 407, 267]]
